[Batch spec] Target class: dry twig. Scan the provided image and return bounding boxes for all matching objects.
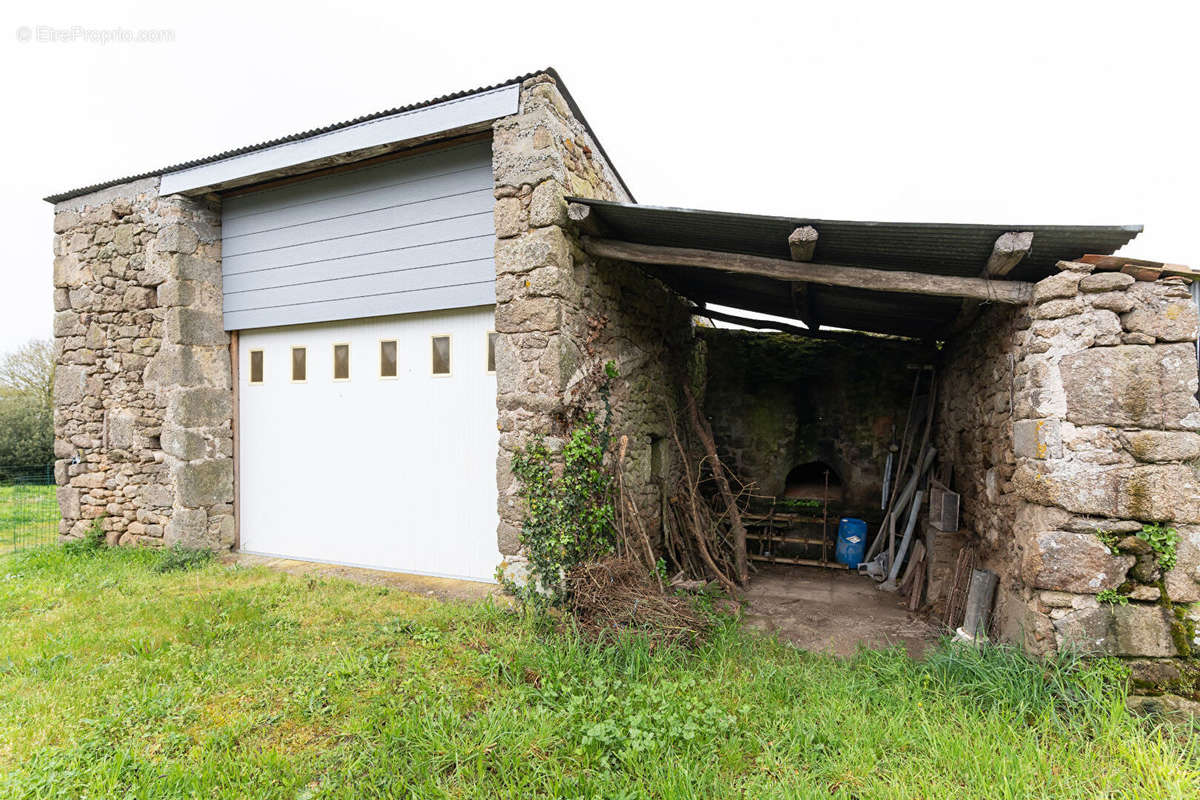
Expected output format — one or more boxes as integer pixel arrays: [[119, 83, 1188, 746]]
[[565, 556, 711, 646]]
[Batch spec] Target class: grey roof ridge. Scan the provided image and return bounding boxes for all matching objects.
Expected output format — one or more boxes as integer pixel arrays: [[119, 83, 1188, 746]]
[[567, 196, 1144, 237], [45, 66, 634, 204]]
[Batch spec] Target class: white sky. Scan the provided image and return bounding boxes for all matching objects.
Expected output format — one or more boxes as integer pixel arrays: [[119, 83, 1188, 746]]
[[1, 0, 1196, 355]]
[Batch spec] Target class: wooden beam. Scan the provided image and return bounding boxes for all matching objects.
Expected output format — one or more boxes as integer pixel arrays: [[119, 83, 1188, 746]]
[[985, 231, 1033, 277], [582, 237, 1033, 304], [567, 202, 606, 237], [947, 232, 1035, 335], [790, 282, 819, 330], [788, 226, 819, 262]]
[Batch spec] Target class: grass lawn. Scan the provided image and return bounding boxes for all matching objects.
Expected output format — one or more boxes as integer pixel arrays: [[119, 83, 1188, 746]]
[[0, 486, 58, 554], [0, 546, 1196, 799]]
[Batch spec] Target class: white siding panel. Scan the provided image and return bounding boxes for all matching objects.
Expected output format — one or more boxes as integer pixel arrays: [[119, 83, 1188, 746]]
[[223, 161, 493, 236], [223, 260, 493, 312], [222, 215, 494, 276], [238, 307, 500, 581], [222, 239, 494, 294], [221, 140, 496, 331], [222, 282, 495, 331], [222, 187, 492, 256]]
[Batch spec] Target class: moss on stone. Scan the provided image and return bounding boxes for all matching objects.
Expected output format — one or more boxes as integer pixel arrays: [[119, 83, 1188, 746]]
[[1155, 580, 1195, 660], [1124, 475, 1150, 520], [1128, 436, 1152, 462], [1170, 604, 1195, 660], [1119, 369, 1156, 421], [698, 328, 933, 501]]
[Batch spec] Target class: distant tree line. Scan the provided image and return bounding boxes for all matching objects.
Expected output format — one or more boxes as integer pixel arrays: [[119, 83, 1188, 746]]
[[0, 339, 55, 469]]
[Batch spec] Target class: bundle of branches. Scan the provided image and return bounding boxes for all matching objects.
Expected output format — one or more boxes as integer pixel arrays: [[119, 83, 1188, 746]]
[[654, 386, 753, 595], [564, 556, 712, 646]]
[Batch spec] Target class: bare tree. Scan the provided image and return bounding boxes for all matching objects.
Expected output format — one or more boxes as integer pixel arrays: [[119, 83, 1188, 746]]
[[0, 338, 54, 409]]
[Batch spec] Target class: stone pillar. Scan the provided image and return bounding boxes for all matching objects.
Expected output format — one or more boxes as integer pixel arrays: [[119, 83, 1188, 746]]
[[490, 74, 692, 564], [490, 74, 630, 558], [1007, 263, 1200, 664], [52, 179, 234, 549]]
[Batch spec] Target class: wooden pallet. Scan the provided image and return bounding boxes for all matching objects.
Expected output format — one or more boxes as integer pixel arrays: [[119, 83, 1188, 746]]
[[745, 532, 828, 547]]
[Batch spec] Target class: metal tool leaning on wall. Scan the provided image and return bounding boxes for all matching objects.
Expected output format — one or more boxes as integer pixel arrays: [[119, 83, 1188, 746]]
[[861, 364, 936, 591]]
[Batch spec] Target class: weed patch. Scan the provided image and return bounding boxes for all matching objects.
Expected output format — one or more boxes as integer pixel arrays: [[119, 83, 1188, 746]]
[[153, 544, 214, 573]]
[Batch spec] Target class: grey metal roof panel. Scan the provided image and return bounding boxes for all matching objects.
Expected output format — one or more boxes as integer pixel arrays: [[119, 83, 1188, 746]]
[[572, 198, 1141, 281], [45, 67, 632, 204], [573, 198, 1143, 337]]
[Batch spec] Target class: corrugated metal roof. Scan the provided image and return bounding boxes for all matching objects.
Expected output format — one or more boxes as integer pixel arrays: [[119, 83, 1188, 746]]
[[45, 67, 632, 204], [572, 198, 1143, 338]]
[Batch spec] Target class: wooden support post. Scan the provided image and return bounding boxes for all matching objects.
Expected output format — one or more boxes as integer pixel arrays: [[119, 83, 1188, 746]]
[[567, 202, 606, 237], [985, 231, 1034, 277], [787, 225, 819, 262], [948, 231, 1034, 334], [790, 282, 819, 330]]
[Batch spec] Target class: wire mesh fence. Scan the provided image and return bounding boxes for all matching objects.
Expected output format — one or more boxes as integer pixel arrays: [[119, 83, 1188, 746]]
[[0, 464, 59, 554]]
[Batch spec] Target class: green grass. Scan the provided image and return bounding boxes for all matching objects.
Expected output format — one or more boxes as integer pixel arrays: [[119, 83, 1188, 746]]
[[0, 485, 58, 554], [0, 546, 1196, 798]]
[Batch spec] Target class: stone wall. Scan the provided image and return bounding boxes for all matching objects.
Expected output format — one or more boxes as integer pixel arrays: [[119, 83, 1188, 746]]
[[492, 73, 694, 561], [936, 302, 1030, 640], [52, 181, 234, 549], [938, 262, 1200, 690], [700, 328, 932, 510]]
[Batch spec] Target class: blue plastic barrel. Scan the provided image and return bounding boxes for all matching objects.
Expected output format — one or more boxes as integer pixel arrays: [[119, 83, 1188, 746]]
[[835, 518, 868, 568]]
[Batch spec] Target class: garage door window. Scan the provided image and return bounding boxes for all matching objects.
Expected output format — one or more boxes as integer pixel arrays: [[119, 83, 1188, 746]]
[[487, 332, 497, 373], [249, 349, 264, 384], [432, 335, 451, 376], [291, 347, 307, 382], [333, 343, 350, 381], [380, 340, 397, 378]]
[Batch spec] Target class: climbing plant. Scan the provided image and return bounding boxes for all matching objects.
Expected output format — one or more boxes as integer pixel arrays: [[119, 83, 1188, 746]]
[[502, 328, 620, 606], [504, 414, 615, 606]]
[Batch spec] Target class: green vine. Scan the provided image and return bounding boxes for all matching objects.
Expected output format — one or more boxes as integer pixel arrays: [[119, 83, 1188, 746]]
[[503, 415, 615, 606], [1137, 523, 1180, 572], [1097, 588, 1128, 606], [501, 313, 622, 606]]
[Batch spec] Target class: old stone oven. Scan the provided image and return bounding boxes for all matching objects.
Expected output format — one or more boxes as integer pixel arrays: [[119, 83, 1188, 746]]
[[46, 68, 1200, 690]]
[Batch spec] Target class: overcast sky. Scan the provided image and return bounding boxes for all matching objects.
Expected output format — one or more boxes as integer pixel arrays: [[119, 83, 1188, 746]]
[[2, 0, 1196, 355]]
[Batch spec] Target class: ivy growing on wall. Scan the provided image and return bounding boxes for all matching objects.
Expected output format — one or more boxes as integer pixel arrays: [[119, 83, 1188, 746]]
[[505, 416, 615, 606], [501, 346, 621, 606]]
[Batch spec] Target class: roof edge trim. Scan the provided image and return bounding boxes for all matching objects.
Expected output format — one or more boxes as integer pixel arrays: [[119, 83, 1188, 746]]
[[44, 72, 538, 204], [159, 84, 518, 196]]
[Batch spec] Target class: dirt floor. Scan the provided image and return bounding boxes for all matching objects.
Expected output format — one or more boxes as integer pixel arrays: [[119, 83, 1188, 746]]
[[743, 564, 938, 657], [234, 554, 937, 656]]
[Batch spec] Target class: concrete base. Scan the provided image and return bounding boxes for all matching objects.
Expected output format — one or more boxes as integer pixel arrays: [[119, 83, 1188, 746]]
[[744, 564, 937, 657], [231, 553, 505, 604]]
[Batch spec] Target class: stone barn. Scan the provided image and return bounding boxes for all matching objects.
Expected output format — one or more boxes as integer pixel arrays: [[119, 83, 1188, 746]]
[[46, 69, 1200, 689]]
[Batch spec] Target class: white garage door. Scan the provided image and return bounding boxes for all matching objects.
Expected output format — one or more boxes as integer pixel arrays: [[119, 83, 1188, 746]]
[[237, 306, 501, 581]]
